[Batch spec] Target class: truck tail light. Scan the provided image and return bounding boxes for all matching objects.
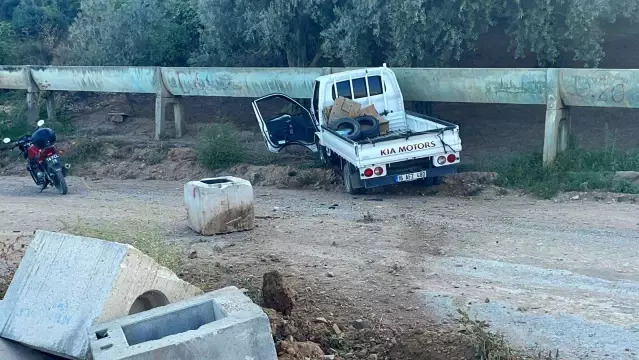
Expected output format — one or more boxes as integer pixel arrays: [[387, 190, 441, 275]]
[[374, 167, 384, 176], [447, 154, 457, 163], [437, 156, 446, 165], [364, 168, 374, 177]]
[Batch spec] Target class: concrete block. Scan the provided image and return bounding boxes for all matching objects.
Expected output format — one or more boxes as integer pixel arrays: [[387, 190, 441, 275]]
[[89, 286, 277, 360], [184, 176, 255, 235], [0, 337, 60, 360], [0, 230, 202, 359]]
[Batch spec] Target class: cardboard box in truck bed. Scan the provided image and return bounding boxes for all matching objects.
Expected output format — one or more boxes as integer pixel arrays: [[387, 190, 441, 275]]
[[325, 97, 388, 135], [328, 97, 361, 126]]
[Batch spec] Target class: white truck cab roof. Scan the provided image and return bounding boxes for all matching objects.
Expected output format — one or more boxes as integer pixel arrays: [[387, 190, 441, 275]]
[[313, 65, 405, 122]]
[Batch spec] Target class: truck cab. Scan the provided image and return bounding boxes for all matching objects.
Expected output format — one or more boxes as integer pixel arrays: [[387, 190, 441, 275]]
[[252, 65, 462, 194]]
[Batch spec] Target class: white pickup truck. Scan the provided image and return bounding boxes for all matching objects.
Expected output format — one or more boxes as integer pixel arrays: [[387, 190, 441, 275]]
[[252, 65, 462, 194]]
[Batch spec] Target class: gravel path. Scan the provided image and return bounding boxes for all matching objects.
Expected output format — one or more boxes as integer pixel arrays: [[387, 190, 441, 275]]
[[0, 176, 637, 359]]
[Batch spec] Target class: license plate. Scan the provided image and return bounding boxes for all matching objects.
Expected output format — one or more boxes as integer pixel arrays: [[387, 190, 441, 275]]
[[46, 154, 59, 163], [396, 170, 427, 182]]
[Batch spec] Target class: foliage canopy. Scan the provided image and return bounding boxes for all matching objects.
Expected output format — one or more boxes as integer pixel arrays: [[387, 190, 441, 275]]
[[0, 0, 638, 67]]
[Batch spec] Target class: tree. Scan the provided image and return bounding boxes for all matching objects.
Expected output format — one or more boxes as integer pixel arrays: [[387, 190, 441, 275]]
[[191, 0, 336, 67], [0, 21, 17, 64], [194, 0, 639, 68], [5, 0, 80, 64], [324, 0, 639, 68], [11, 0, 79, 36], [502, 0, 639, 67], [0, 0, 20, 20], [61, 0, 199, 66], [322, 0, 504, 67]]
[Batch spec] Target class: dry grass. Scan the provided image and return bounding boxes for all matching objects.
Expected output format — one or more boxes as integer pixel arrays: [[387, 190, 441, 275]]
[[237, 276, 262, 304], [60, 218, 183, 273], [458, 310, 560, 360]]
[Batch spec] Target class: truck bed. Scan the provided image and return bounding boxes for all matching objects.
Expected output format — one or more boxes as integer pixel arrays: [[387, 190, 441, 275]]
[[321, 111, 462, 168]]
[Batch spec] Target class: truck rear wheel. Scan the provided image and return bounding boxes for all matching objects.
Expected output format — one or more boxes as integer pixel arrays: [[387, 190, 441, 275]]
[[343, 162, 365, 195]]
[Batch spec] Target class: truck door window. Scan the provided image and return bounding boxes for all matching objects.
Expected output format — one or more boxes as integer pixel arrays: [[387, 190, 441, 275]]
[[260, 96, 304, 120], [332, 75, 384, 99]]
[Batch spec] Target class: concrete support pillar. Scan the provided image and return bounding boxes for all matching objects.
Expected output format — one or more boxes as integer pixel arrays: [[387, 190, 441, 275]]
[[154, 95, 168, 140], [45, 92, 55, 121], [543, 69, 569, 166], [173, 98, 184, 138], [24, 66, 39, 127], [558, 111, 571, 153], [154, 96, 184, 140], [154, 67, 184, 140], [26, 92, 39, 127]]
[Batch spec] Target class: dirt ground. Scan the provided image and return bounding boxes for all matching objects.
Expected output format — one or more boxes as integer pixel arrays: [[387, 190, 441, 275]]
[[1, 92, 639, 359], [0, 176, 637, 359]]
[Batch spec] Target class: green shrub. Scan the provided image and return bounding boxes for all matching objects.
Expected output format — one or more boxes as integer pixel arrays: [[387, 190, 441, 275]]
[[197, 123, 246, 169], [487, 148, 639, 199], [0, 102, 29, 140], [63, 137, 104, 165]]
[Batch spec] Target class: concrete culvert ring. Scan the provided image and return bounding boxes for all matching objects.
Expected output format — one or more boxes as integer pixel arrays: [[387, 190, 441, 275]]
[[129, 290, 170, 315]]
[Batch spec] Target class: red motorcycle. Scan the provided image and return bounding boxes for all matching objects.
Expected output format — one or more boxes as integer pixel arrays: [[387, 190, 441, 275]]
[[2, 120, 70, 195]]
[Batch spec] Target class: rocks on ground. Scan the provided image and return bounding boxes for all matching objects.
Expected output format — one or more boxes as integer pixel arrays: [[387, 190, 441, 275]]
[[277, 340, 325, 360], [440, 172, 500, 197], [167, 147, 197, 162]]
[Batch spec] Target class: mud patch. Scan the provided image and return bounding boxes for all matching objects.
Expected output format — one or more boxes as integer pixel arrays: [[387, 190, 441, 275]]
[[199, 203, 255, 235], [0, 232, 32, 299], [437, 171, 500, 197]]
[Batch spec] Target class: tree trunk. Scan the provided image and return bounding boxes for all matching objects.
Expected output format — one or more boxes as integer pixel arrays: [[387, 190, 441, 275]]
[[286, 15, 309, 67], [309, 48, 323, 67]]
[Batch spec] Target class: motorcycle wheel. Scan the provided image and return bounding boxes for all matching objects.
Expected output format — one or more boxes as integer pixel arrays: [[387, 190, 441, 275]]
[[27, 167, 38, 185], [52, 169, 68, 195]]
